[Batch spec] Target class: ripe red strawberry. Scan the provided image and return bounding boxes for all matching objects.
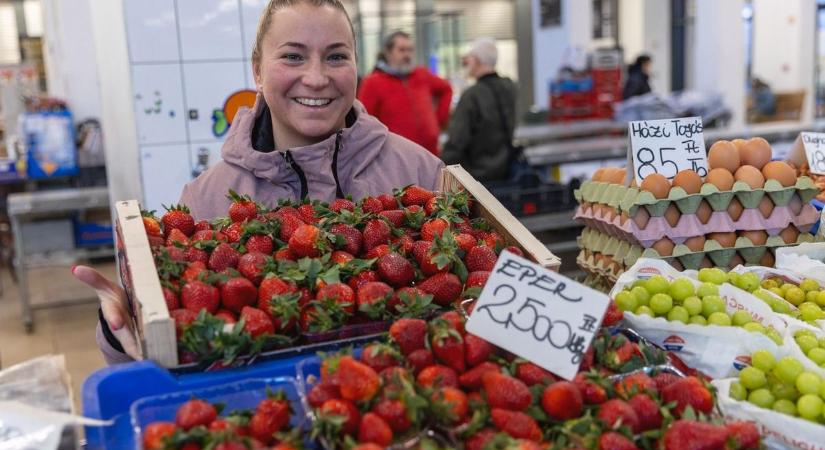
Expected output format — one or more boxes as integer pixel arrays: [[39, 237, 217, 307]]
[[249, 392, 291, 444], [417, 365, 458, 388], [184, 246, 208, 264], [240, 306, 274, 337], [573, 373, 608, 405], [454, 233, 476, 253], [319, 398, 360, 435], [439, 310, 465, 334], [258, 276, 295, 307], [421, 218, 450, 241], [147, 234, 165, 248], [378, 209, 405, 227], [391, 234, 415, 256], [598, 432, 638, 450], [407, 348, 434, 375], [360, 196, 384, 214], [214, 309, 236, 324], [604, 340, 637, 369], [376, 252, 415, 287], [166, 228, 190, 246], [465, 245, 498, 272], [389, 286, 429, 313], [330, 223, 362, 255], [308, 381, 340, 408], [175, 399, 217, 430], [362, 219, 391, 251], [246, 234, 274, 254], [661, 376, 713, 417], [296, 203, 317, 223], [458, 361, 501, 390], [277, 213, 305, 242], [662, 420, 729, 450], [541, 381, 583, 420], [399, 185, 435, 207], [208, 243, 240, 272], [220, 277, 258, 313], [377, 193, 398, 210], [194, 219, 212, 231], [504, 245, 524, 256], [616, 373, 656, 398], [162, 245, 187, 264], [331, 250, 354, 265], [432, 387, 468, 424], [288, 224, 325, 258], [360, 343, 401, 372], [331, 198, 355, 212], [357, 282, 393, 318], [162, 287, 179, 310], [464, 333, 494, 367], [213, 442, 246, 450], [424, 196, 438, 216], [180, 261, 207, 284], [237, 252, 269, 285], [418, 272, 462, 305], [365, 244, 391, 260], [191, 229, 225, 242], [389, 318, 427, 355], [515, 362, 556, 386], [162, 205, 195, 237], [317, 283, 356, 315], [483, 371, 532, 411], [482, 231, 505, 249], [170, 309, 198, 338], [430, 323, 465, 373], [372, 398, 411, 433], [653, 372, 681, 393], [379, 366, 412, 393], [222, 222, 244, 243], [143, 216, 162, 237], [490, 408, 542, 441], [597, 399, 640, 433], [347, 270, 380, 291], [274, 247, 296, 261], [181, 281, 220, 314], [602, 302, 624, 327], [628, 394, 662, 432], [726, 421, 760, 450], [227, 191, 258, 223], [338, 356, 380, 402], [358, 412, 393, 446], [463, 429, 497, 450], [142, 422, 177, 450]]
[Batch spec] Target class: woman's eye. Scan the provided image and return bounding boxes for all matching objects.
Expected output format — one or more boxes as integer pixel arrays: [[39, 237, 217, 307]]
[[282, 54, 303, 62], [328, 53, 348, 62]]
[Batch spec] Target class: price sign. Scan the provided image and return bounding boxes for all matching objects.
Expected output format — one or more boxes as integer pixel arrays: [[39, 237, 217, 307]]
[[628, 117, 707, 181], [465, 251, 610, 380], [800, 132, 825, 175]]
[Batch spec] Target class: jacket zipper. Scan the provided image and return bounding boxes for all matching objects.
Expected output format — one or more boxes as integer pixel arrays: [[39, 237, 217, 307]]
[[283, 130, 345, 201], [283, 150, 308, 200], [331, 130, 345, 199]]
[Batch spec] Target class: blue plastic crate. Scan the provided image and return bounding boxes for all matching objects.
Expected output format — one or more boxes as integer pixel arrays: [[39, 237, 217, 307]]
[[811, 199, 823, 236], [74, 219, 114, 247]]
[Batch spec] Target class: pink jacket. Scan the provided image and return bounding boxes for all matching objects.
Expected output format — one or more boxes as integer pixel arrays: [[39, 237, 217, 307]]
[[98, 96, 444, 365]]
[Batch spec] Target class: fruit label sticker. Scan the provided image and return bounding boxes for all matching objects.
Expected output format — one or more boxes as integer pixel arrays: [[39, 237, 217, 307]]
[[465, 250, 610, 380], [627, 117, 707, 181], [799, 132, 825, 175]]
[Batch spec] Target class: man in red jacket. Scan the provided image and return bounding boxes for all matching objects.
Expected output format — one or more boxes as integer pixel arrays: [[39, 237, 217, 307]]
[[357, 31, 452, 155]]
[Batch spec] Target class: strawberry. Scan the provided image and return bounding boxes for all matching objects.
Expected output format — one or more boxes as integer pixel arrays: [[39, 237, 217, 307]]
[[483, 371, 532, 411], [162, 287, 179, 311], [431, 386, 468, 425], [616, 373, 656, 398], [465, 245, 498, 272], [316, 283, 356, 316], [358, 412, 393, 446], [360, 343, 401, 373], [181, 281, 220, 314], [628, 394, 662, 432], [464, 333, 494, 367], [417, 365, 458, 388], [348, 270, 379, 291], [184, 246, 208, 264], [223, 222, 244, 243], [238, 252, 269, 285], [308, 381, 340, 408], [214, 309, 237, 324], [604, 340, 637, 370], [464, 429, 497, 450], [418, 272, 462, 305], [170, 309, 198, 338], [726, 421, 760, 450], [574, 373, 608, 405], [662, 420, 729, 450], [421, 218, 450, 241], [541, 381, 583, 421], [407, 348, 434, 375], [214, 442, 246, 450], [376, 252, 415, 287], [362, 219, 391, 251], [208, 243, 240, 272], [404, 205, 426, 229], [181, 262, 208, 284], [166, 228, 190, 246], [399, 185, 435, 207], [515, 362, 556, 386], [277, 213, 305, 242], [389, 318, 427, 355], [661, 376, 714, 417], [439, 311, 466, 334], [392, 234, 415, 255], [337, 356, 380, 402], [490, 408, 542, 441], [246, 234, 274, 254], [482, 231, 505, 249], [356, 282, 393, 319], [194, 219, 212, 231], [330, 223, 362, 256], [258, 276, 296, 309], [372, 398, 411, 433], [175, 399, 217, 430], [379, 366, 412, 392], [147, 235, 165, 248], [249, 391, 291, 444], [653, 372, 681, 393], [360, 196, 384, 214], [351, 445, 382, 450], [162, 204, 195, 237], [412, 240, 440, 275], [142, 422, 177, 450], [274, 247, 296, 261], [602, 302, 624, 327], [331, 198, 355, 212], [424, 196, 438, 216], [143, 215, 162, 237], [458, 361, 501, 390], [378, 209, 405, 227], [297, 203, 318, 223], [227, 190, 258, 222], [598, 432, 638, 450], [191, 229, 226, 242], [430, 321, 465, 373], [319, 398, 360, 435], [597, 399, 640, 433], [221, 277, 258, 313], [331, 250, 354, 265], [365, 244, 391, 260], [240, 306, 274, 337], [454, 233, 476, 253], [377, 193, 398, 210], [288, 224, 325, 258]]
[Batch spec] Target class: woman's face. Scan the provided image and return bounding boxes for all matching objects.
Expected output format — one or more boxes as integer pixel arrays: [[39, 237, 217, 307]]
[[253, 4, 357, 149]]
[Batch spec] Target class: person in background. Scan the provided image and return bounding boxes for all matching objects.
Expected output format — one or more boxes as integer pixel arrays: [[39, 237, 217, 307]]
[[622, 54, 652, 100], [357, 31, 452, 155], [751, 77, 776, 117], [441, 37, 517, 182]]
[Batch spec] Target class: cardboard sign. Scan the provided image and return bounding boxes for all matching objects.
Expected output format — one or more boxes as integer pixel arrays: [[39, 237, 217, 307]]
[[800, 132, 825, 175], [627, 117, 707, 181], [465, 251, 610, 380]]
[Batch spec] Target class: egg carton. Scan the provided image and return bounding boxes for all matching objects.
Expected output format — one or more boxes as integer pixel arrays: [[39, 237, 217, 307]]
[[576, 250, 622, 288], [575, 176, 819, 217], [574, 202, 819, 247]]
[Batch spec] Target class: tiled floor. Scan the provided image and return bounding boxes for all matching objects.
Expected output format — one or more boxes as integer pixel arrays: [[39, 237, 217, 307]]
[[0, 261, 115, 413]]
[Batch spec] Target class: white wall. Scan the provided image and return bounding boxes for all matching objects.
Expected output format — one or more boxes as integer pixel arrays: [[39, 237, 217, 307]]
[[618, 0, 670, 94]]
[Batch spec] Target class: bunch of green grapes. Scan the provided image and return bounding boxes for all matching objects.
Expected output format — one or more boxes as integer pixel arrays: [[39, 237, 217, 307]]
[[794, 329, 825, 369]]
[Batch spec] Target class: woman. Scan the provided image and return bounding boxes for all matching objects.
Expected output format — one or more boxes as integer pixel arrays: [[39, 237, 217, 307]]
[[622, 54, 652, 100], [75, 0, 444, 364]]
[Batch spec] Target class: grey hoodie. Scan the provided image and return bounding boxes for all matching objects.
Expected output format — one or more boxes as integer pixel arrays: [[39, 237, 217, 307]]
[[98, 95, 445, 365]]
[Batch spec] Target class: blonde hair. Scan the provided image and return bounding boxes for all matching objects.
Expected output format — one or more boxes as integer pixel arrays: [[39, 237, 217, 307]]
[[252, 0, 356, 66]]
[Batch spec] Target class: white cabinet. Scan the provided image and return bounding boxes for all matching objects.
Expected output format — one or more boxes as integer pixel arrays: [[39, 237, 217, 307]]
[[123, 0, 180, 63], [177, 0, 244, 61], [182, 61, 247, 141], [140, 144, 192, 212], [131, 64, 187, 145]]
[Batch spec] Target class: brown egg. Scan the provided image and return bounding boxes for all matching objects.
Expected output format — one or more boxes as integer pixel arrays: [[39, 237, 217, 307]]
[[779, 226, 800, 244], [604, 206, 617, 221], [593, 168, 607, 181], [619, 211, 629, 225], [705, 168, 735, 191], [734, 165, 766, 188], [684, 235, 706, 252], [581, 202, 592, 214], [789, 194, 803, 215], [652, 237, 675, 256], [732, 138, 748, 153], [672, 170, 703, 194], [760, 250, 775, 267], [633, 207, 650, 229], [741, 137, 773, 169], [708, 231, 737, 248], [740, 230, 768, 245], [664, 204, 681, 227], [708, 140, 741, 173], [594, 253, 605, 265], [640, 173, 671, 199], [592, 204, 604, 218], [728, 253, 745, 269], [758, 196, 774, 219], [699, 257, 714, 269], [727, 197, 744, 221], [670, 259, 685, 271], [762, 161, 796, 187], [605, 168, 627, 185], [696, 200, 713, 224]]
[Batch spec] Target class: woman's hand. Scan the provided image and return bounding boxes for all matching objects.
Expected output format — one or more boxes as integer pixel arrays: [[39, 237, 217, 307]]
[[72, 265, 142, 360]]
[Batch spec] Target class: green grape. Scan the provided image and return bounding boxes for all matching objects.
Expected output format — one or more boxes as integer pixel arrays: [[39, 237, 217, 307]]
[[697, 282, 720, 298], [816, 291, 825, 307], [736, 273, 760, 292], [770, 287, 785, 298], [615, 291, 638, 312], [667, 306, 690, 324], [781, 283, 795, 295], [807, 348, 825, 365], [708, 312, 732, 326], [730, 381, 748, 401], [771, 382, 800, 401], [797, 394, 823, 421], [761, 279, 779, 290], [820, 379, 825, 398], [800, 279, 821, 293], [689, 315, 708, 325], [785, 287, 806, 306], [740, 366, 768, 390], [775, 357, 805, 385], [772, 399, 798, 416], [645, 275, 670, 295], [635, 305, 654, 317], [743, 322, 766, 334], [728, 272, 741, 286], [819, 337, 825, 348], [766, 329, 784, 345], [795, 329, 817, 339], [752, 350, 777, 372], [669, 278, 696, 302], [683, 296, 703, 316], [632, 279, 647, 290], [698, 268, 727, 284], [732, 310, 753, 326], [807, 291, 820, 305], [800, 303, 824, 322], [650, 293, 674, 316], [631, 286, 651, 307], [753, 289, 775, 305], [771, 298, 792, 315], [748, 388, 775, 409], [795, 372, 823, 396], [796, 335, 819, 355], [702, 295, 726, 317]]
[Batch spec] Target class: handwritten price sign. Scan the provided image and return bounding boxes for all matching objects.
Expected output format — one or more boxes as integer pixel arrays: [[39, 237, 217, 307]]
[[628, 117, 707, 181], [801, 132, 825, 175], [465, 251, 610, 380]]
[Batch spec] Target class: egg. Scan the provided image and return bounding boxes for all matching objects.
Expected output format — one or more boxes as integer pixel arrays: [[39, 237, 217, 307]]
[[779, 226, 800, 244], [734, 165, 765, 188], [593, 168, 606, 181], [728, 253, 745, 270], [592, 204, 604, 218], [740, 230, 768, 245], [633, 207, 650, 229], [664, 204, 681, 227], [699, 257, 714, 269], [581, 202, 592, 214], [708, 231, 737, 248], [727, 198, 744, 221], [741, 137, 773, 169], [708, 140, 741, 173], [652, 237, 675, 256], [789, 194, 803, 215], [706, 168, 735, 191], [640, 173, 671, 199], [605, 168, 627, 185], [696, 200, 713, 224], [758, 196, 774, 219], [672, 169, 703, 194], [670, 259, 684, 271], [732, 138, 748, 153], [762, 161, 796, 187], [684, 235, 706, 252], [759, 250, 775, 267], [619, 211, 629, 225]]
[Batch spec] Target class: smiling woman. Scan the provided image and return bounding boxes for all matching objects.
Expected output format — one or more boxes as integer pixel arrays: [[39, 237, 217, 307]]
[[74, 0, 445, 365]]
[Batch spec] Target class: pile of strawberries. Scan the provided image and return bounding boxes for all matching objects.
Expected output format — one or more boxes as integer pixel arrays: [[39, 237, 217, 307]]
[[142, 186, 520, 365], [305, 310, 761, 450], [141, 389, 302, 450]]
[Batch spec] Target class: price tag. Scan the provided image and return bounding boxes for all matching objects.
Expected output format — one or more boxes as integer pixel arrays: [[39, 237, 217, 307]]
[[465, 251, 610, 380], [627, 117, 707, 181], [800, 132, 825, 175]]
